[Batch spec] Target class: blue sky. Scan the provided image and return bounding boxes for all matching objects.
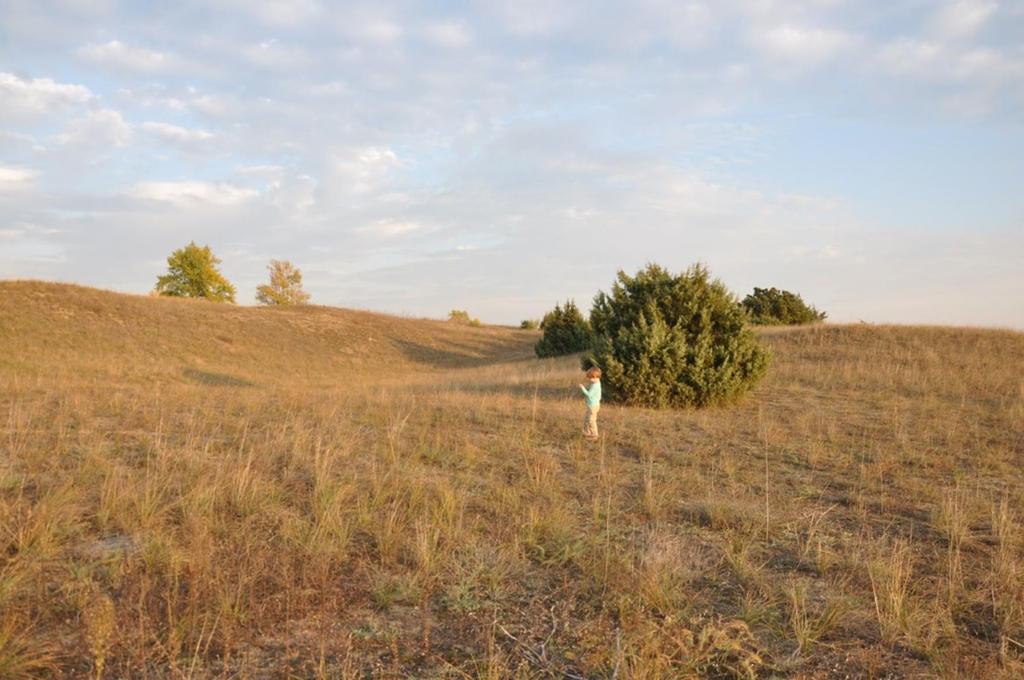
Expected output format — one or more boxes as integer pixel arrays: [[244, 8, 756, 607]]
[[1, 0, 1022, 327]]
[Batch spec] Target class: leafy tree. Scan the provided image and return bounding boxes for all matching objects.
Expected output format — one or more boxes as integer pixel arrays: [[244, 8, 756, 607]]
[[154, 241, 236, 303], [535, 300, 594, 358], [256, 259, 311, 305], [587, 263, 769, 408], [741, 287, 826, 325]]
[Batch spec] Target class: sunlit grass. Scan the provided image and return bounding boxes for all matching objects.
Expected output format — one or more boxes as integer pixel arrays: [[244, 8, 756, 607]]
[[1, 281, 1022, 676]]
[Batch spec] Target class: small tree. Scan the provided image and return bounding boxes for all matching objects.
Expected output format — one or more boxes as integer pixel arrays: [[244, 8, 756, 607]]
[[534, 300, 593, 358], [256, 259, 311, 305], [741, 287, 826, 325], [588, 263, 769, 408], [520, 319, 540, 330], [155, 241, 236, 303], [448, 309, 482, 326]]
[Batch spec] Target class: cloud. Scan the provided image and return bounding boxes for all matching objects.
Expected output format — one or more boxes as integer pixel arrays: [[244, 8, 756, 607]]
[[931, 0, 999, 39], [307, 81, 348, 97], [237, 164, 285, 177], [0, 165, 38, 192], [876, 38, 1023, 85], [242, 38, 312, 69], [130, 181, 258, 206], [423, 20, 473, 49], [748, 24, 857, 69], [335, 8, 403, 45], [218, 0, 322, 27], [649, 1, 719, 50], [0, 72, 93, 120], [140, 121, 215, 144], [77, 40, 186, 73], [356, 218, 424, 237], [329, 146, 400, 194], [0, 220, 66, 265], [482, 0, 575, 36], [53, 108, 133, 147]]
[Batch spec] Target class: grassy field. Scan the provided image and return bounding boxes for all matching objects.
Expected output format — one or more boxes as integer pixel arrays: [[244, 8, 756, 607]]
[[1, 281, 1022, 678]]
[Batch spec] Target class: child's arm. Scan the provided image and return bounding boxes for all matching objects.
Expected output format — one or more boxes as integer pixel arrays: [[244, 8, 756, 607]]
[[579, 383, 593, 397]]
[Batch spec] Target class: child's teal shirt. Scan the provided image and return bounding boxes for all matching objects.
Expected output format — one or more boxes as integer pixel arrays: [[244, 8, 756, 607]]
[[580, 380, 602, 408]]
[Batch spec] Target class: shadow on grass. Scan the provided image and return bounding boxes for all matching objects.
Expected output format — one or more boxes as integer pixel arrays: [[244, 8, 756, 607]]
[[446, 381, 574, 402], [182, 367, 255, 387], [391, 338, 536, 369]]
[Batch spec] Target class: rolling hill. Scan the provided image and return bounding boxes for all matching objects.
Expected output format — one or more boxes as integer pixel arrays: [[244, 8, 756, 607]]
[[1, 281, 1022, 678]]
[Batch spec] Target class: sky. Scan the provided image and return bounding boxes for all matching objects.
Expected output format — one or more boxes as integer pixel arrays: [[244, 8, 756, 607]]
[[1, 0, 1022, 327]]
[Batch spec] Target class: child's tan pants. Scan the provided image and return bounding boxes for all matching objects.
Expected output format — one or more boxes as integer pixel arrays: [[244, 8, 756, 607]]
[[583, 405, 600, 438]]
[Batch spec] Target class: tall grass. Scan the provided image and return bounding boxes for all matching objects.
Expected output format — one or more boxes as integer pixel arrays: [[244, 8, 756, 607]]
[[1, 282, 1022, 676]]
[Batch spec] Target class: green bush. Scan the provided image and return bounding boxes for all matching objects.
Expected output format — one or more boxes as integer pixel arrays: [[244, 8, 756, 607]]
[[520, 319, 540, 330], [448, 309, 482, 326], [587, 263, 769, 408], [154, 241, 236, 303], [534, 300, 593, 358], [741, 287, 826, 325]]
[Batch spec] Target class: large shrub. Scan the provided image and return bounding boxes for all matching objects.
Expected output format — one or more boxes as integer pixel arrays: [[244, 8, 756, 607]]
[[588, 263, 769, 408], [154, 241, 236, 303], [741, 287, 826, 325], [534, 300, 593, 358]]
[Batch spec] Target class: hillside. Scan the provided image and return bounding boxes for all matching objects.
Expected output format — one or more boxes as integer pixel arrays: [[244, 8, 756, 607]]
[[1, 282, 1022, 678], [0, 281, 538, 384]]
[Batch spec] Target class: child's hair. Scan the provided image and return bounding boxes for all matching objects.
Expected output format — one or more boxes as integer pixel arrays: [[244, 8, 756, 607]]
[[586, 367, 602, 379]]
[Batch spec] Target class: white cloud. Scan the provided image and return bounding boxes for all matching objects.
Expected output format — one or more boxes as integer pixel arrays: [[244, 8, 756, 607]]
[[188, 93, 242, 118], [877, 38, 1023, 86], [330, 146, 399, 194], [0, 221, 61, 238], [654, 1, 719, 50], [53, 108, 133, 147], [357, 218, 424, 237], [931, 0, 998, 39], [266, 173, 316, 214], [221, 0, 322, 26], [77, 40, 185, 73], [336, 8, 403, 45], [0, 220, 66, 263], [423, 20, 473, 49], [237, 164, 285, 177], [141, 121, 216, 144], [0, 72, 93, 120], [242, 38, 311, 69], [563, 206, 599, 220], [115, 87, 188, 111], [748, 24, 857, 68], [308, 81, 348, 97], [130, 181, 258, 206], [56, 0, 115, 13], [484, 0, 575, 36], [0, 165, 38, 192]]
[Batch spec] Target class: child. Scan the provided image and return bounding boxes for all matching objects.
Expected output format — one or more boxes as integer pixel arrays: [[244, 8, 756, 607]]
[[578, 366, 602, 440]]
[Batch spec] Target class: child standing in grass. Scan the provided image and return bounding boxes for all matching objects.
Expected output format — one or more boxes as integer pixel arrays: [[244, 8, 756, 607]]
[[579, 366, 602, 440]]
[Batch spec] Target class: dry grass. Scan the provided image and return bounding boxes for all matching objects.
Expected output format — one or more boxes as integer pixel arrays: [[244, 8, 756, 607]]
[[1, 281, 1023, 678]]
